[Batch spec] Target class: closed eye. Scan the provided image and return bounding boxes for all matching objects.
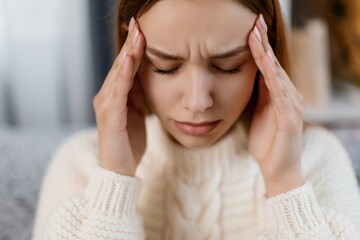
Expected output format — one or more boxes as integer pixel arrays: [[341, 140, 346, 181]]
[[153, 67, 180, 75], [152, 65, 243, 76], [212, 65, 242, 75]]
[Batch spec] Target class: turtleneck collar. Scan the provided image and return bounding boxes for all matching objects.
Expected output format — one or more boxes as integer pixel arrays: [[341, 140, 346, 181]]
[[146, 116, 250, 185]]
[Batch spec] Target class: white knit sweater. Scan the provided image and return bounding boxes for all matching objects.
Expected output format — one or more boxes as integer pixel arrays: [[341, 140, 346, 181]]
[[32, 115, 360, 239]]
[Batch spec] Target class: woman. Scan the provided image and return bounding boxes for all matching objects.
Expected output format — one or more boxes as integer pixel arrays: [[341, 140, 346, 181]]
[[32, 0, 360, 239]]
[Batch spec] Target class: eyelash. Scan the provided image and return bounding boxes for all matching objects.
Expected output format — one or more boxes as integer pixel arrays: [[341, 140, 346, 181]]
[[152, 65, 242, 76]]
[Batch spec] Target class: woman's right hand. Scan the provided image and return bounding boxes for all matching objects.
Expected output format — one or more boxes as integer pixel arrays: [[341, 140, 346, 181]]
[[93, 17, 146, 176]]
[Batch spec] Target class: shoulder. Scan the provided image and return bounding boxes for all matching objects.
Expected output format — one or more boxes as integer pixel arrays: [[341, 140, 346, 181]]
[[47, 128, 99, 181], [52, 128, 99, 163], [302, 122, 347, 156], [300, 124, 360, 218], [301, 122, 355, 180], [36, 128, 99, 213]]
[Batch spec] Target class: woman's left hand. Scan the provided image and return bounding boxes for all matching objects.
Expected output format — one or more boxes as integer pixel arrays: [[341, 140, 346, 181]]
[[247, 14, 305, 197]]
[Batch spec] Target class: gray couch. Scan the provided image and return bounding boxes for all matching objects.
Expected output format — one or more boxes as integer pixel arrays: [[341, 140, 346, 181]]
[[0, 124, 359, 240]]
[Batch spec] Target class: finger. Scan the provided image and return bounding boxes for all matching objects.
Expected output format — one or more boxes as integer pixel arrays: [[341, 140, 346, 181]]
[[98, 17, 146, 110], [254, 15, 303, 105], [109, 18, 145, 97], [263, 53, 303, 123], [255, 15, 272, 60], [248, 25, 267, 73], [266, 49, 304, 109], [94, 53, 132, 129], [262, 52, 285, 101], [250, 15, 303, 116], [249, 17, 280, 82], [96, 17, 136, 100], [105, 19, 145, 110], [249, 27, 289, 110], [130, 21, 146, 79], [111, 53, 135, 112]]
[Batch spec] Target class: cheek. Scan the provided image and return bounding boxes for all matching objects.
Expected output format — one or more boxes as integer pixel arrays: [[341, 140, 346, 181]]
[[138, 64, 158, 109], [215, 66, 257, 109], [138, 65, 174, 113]]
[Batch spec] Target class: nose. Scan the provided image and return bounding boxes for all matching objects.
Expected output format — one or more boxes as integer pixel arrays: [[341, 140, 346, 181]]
[[181, 71, 213, 113]]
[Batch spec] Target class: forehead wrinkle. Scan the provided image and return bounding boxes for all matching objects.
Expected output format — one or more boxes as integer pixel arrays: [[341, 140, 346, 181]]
[[139, 0, 257, 61], [146, 40, 248, 62]]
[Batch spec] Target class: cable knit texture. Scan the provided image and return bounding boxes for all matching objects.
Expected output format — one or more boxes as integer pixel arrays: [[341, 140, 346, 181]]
[[32, 115, 360, 239]]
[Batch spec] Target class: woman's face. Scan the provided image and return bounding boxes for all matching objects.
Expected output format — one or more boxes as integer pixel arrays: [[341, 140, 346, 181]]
[[137, 0, 258, 149]]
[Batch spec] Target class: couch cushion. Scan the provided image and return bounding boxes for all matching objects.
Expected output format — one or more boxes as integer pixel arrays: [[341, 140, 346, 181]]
[[0, 127, 82, 240]]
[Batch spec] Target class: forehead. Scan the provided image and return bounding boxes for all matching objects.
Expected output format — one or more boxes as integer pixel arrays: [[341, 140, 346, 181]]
[[138, 0, 257, 55]]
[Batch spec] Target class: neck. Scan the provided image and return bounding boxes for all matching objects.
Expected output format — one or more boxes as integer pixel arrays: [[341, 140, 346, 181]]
[[151, 117, 250, 185]]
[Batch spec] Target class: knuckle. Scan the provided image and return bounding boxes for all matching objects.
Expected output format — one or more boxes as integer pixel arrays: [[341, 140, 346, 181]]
[[294, 103, 303, 116], [112, 53, 121, 67], [274, 68, 282, 78], [112, 58, 121, 69], [262, 53, 269, 64], [93, 94, 101, 109], [297, 91, 304, 104], [290, 101, 303, 118], [300, 104, 304, 114], [93, 96, 111, 119], [95, 103, 106, 117]]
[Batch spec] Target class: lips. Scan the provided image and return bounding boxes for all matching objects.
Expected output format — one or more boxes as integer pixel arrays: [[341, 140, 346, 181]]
[[172, 120, 220, 136]]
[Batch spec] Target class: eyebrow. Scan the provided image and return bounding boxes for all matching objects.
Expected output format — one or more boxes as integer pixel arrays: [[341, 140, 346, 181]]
[[146, 44, 248, 61]]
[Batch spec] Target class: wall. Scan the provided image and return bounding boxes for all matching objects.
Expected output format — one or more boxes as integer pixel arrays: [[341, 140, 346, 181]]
[[0, 0, 95, 129]]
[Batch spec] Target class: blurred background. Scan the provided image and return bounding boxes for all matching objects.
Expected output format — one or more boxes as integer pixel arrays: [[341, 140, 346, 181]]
[[1, 0, 360, 239], [0, 0, 115, 130], [1, 0, 360, 129]]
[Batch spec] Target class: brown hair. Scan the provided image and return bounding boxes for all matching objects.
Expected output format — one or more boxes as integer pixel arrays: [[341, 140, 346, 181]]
[[113, 0, 293, 132]]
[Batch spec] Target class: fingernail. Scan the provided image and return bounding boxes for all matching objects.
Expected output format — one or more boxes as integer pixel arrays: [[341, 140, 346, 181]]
[[129, 17, 135, 33], [259, 14, 267, 32], [267, 50, 274, 63], [133, 27, 140, 45], [254, 26, 261, 42]]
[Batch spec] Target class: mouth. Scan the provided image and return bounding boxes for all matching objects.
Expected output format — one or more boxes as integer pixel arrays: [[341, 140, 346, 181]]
[[172, 120, 221, 136]]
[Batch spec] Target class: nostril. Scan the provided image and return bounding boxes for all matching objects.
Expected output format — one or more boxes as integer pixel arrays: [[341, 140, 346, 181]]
[[182, 93, 213, 113]]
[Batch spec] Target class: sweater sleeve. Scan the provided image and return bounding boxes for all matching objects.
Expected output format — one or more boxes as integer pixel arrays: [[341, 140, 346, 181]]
[[43, 166, 145, 240], [31, 130, 146, 240], [257, 127, 360, 240]]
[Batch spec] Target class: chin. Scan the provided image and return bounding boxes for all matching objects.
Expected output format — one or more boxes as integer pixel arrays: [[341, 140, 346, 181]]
[[169, 132, 221, 149]]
